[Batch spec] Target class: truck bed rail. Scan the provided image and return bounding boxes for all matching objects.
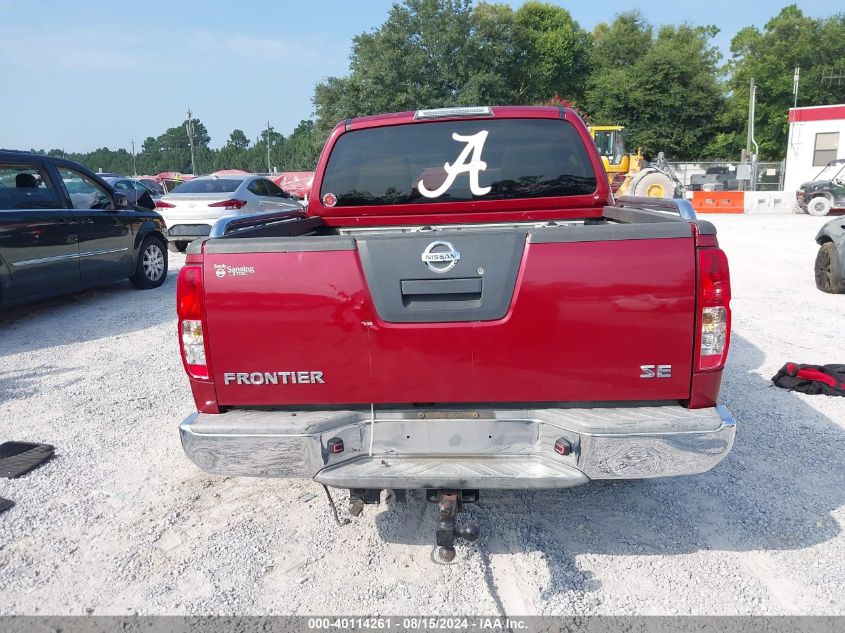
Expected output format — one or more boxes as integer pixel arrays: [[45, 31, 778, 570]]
[[209, 209, 318, 239], [614, 195, 697, 220]]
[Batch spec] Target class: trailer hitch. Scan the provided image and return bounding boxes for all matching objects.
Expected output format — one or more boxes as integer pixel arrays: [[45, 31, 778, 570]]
[[427, 489, 480, 562]]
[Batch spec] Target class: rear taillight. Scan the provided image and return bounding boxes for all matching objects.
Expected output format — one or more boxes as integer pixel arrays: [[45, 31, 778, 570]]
[[696, 248, 731, 371], [208, 199, 247, 210], [155, 200, 175, 209], [177, 265, 209, 380]]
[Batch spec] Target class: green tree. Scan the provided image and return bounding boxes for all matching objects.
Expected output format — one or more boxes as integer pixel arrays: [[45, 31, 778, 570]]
[[312, 0, 591, 136], [84, 147, 133, 174], [590, 11, 652, 70], [314, 0, 476, 137], [26, 117, 320, 175], [142, 118, 211, 173], [584, 15, 725, 160], [260, 126, 284, 151], [136, 136, 161, 174], [278, 120, 322, 170], [249, 126, 283, 172], [513, 1, 592, 103], [714, 5, 845, 160], [227, 129, 250, 150]]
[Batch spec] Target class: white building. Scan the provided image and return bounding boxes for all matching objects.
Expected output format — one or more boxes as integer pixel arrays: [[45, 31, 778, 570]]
[[784, 104, 845, 191]]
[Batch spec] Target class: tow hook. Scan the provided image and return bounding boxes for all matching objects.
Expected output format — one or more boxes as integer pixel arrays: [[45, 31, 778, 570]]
[[427, 489, 480, 562]]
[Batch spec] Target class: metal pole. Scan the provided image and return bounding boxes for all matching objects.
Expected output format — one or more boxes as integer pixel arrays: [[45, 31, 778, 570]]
[[266, 121, 272, 174], [748, 80, 759, 192], [793, 66, 800, 108], [130, 139, 137, 177], [746, 79, 753, 156], [749, 81, 759, 157], [186, 108, 197, 175]]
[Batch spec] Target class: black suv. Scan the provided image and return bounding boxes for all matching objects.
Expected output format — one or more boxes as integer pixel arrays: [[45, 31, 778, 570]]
[[0, 150, 169, 307]]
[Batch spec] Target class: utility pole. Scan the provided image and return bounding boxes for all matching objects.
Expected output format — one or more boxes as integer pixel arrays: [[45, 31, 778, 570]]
[[266, 120, 272, 174], [793, 66, 800, 108], [745, 80, 754, 155], [186, 108, 197, 175], [746, 79, 759, 192], [130, 139, 137, 177]]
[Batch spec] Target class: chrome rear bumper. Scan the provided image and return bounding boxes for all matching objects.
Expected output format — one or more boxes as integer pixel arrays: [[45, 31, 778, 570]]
[[179, 405, 735, 489]]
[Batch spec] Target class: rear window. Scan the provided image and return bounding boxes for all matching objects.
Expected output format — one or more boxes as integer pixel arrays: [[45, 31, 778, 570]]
[[171, 179, 241, 194], [320, 118, 596, 207], [139, 179, 165, 194]]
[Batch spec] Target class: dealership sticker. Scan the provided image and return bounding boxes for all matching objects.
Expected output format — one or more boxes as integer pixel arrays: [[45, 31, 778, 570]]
[[214, 263, 255, 278], [322, 192, 337, 207]]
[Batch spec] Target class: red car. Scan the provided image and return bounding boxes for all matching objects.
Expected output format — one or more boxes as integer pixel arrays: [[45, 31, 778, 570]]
[[174, 106, 734, 560]]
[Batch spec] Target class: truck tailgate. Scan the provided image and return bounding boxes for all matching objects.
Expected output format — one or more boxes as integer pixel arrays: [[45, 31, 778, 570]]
[[202, 226, 696, 406]]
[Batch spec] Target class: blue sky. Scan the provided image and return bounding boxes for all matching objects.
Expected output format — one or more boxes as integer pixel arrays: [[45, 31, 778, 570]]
[[1, 0, 834, 152]]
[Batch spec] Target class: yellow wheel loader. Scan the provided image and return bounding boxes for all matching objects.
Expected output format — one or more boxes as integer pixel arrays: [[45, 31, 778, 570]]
[[589, 125, 682, 198]]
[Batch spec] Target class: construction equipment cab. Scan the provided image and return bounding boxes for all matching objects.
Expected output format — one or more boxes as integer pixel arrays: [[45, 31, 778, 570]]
[[175, 106, 734, 560], [590, 125, 630, 179]]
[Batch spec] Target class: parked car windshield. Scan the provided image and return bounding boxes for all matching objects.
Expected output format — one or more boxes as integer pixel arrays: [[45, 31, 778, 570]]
[[813, 161, 845, 182], [139, 179, 165, 195], [320, 118, 597, 207], [170, 179, 241, 194]]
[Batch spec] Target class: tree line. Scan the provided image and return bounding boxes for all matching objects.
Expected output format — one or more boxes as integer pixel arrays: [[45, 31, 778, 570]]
[[32, 118, 321, 177], [31, 1, 845, 174]]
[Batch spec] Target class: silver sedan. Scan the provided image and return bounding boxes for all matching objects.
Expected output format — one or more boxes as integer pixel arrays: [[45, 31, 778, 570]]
[[155, 174, 304, 251]]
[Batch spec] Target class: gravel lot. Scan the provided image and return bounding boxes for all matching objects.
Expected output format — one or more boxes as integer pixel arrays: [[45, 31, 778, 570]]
[[0, 213, 843, 616]]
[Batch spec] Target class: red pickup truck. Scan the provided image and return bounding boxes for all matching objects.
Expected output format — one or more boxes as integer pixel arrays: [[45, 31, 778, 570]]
[[176, 106, 734, 560]]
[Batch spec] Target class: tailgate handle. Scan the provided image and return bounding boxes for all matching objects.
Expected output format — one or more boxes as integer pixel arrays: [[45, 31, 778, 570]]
[[401, 278, 482, 296], [400, 277, 482, 308]]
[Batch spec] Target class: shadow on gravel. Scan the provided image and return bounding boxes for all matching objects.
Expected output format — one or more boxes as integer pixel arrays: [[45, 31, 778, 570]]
[[374, 334, 845, 603], [0, 256, 180, 357], [0, 366, 81, 400]]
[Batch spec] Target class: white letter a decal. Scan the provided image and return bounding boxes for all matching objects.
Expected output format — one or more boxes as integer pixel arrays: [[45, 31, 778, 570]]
[[418, 131, 492, 198]]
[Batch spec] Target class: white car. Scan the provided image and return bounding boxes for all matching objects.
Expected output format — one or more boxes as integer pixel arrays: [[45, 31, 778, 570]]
[[155, 174, 304, 252]]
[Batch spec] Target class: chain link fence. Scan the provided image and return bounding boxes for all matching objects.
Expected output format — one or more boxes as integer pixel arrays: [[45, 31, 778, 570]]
[[668, 161, 785, 192]]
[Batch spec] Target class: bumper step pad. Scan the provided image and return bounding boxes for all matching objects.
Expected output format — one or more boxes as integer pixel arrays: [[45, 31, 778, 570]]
[[0, 442, 55, 479], [315, 455, 589, 490]]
